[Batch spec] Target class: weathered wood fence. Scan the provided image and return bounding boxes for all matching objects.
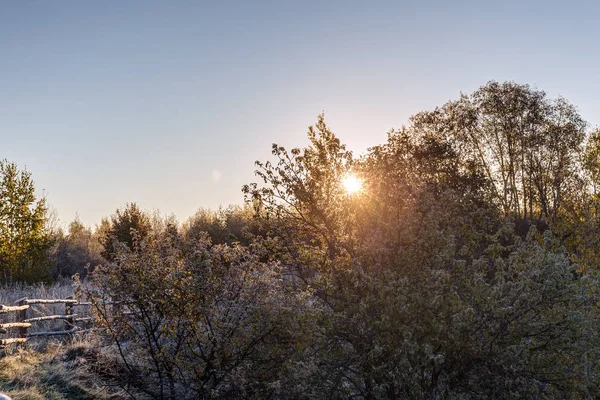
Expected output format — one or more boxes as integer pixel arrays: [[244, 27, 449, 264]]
[[0, 296, 95, 348]]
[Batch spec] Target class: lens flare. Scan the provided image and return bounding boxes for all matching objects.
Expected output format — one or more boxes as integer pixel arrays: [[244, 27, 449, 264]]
[[342, 174, 363, 194]]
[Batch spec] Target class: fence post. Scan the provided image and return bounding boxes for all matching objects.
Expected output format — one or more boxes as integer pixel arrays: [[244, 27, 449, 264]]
[[65, 296, 74, 332], [16, 298, 28, 340]]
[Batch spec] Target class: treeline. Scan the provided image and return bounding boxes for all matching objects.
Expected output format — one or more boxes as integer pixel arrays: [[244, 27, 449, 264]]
[[0, 168, 257, 283], [6, 81, 600, 398]]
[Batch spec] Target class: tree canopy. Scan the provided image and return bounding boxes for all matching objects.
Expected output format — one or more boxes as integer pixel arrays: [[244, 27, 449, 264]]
[[0, 160, 50, 283], [7, 80, 600, 398], [409, 81, 587, 223], [100, 202, 151, 261]]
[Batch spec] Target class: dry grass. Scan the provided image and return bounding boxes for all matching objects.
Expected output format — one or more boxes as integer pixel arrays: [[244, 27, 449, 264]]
[[0, 334, 134, 400], [0, 279, 92, 339], [0, 279, 75, 305], [0, 281, 135, 399]]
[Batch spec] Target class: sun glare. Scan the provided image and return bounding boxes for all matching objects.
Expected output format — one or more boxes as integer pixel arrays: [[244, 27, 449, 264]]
[[342, 174, 363, 194]]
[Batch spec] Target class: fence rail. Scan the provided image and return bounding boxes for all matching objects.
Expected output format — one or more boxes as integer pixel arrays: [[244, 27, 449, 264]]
[[0, 305, 29, 313], [0, 296, 96, 349], [20, 298, 78, 305]]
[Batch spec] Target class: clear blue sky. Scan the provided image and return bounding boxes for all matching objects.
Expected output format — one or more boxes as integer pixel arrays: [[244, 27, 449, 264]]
[[2, 1, 599, 228]]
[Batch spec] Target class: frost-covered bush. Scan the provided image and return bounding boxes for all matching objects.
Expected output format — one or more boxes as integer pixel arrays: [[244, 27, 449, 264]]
[[79, 231, 311, 399]]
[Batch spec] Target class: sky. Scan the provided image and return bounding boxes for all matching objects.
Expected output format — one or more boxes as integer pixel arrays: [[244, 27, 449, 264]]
[[2, 0, 600, 228]]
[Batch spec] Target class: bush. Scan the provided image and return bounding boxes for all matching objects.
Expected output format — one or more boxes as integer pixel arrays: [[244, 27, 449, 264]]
[[79, 231, 309, 399]]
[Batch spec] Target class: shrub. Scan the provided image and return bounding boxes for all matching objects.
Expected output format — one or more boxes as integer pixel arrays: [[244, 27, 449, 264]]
[[79, 232, 308, 399]]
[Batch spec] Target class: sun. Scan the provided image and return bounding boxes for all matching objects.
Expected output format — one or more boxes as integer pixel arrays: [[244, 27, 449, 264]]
[[342, 173, 363, 194]]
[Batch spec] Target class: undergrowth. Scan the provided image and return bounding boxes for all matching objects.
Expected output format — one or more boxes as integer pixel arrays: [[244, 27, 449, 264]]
[[0, 335, 139, 400], [0, 281, 137, 399]]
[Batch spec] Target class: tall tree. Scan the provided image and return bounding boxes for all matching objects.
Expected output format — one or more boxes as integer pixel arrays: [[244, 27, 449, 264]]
[[410, 81, 586, 223], [244, 113, 355, 268], [245, 112, 599, 398], [0, 160, 50, 283], [584, 128, 600, 195]]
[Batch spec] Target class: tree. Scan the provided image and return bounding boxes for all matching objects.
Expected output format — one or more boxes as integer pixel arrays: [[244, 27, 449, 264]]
[[181, 208, 228, 245], [101, 203, 151, 261], [0, 160, 50, 283], [584, 128, 600, 195], [50, 217, 105, 279], [181, 206, 260, 247], [552, 128, 600, 273], [245, 111, 600, 398], [77, 84, 600, 398], [410, 81, 586, 224], [243, 113, 355, 270]]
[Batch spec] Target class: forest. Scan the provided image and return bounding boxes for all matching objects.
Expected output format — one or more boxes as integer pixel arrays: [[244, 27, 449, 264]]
[[3, 81, 600, 399]]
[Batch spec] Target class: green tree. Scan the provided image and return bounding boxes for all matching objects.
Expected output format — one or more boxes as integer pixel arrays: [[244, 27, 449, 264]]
[[0, 160, 50, 283], [101, 203, 151, 261]]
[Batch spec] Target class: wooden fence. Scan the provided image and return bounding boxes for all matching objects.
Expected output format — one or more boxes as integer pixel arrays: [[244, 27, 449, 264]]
[[0, 296, 95, 348]]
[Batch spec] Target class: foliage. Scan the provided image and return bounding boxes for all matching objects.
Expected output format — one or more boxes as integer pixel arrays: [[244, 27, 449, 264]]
[[50, 218, 105, 280], [584, 128, 600, 194], [6, 81, 600, 399], [181, 206, 259, 247], [243, 107, 600, 398], [243, 113, 356, 272], [0, 160, 51, 283], [409, 81, 587, 223], [0, 337, 134, 399], [79, 229, 311, 399], [100, 203, 151, 261]]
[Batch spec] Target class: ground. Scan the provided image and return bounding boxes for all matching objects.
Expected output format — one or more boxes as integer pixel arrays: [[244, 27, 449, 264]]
[[0, 335, 132, 400]]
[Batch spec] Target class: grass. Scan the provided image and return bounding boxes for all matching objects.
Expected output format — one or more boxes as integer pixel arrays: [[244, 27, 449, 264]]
[[0, 335, 133, 399], [0, 280, 75, 305], [0, 281, 140, 399], [0, 279, 92, 339]]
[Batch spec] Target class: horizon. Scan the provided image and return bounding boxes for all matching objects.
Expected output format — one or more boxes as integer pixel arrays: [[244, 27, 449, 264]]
[[3, 1, 600, 228]]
